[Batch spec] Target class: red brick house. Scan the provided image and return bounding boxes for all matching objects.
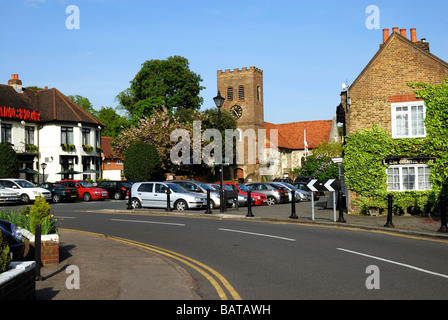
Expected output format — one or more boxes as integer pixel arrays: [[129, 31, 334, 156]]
[[338, 28, 448, 213], [101, 136, 124, 180]]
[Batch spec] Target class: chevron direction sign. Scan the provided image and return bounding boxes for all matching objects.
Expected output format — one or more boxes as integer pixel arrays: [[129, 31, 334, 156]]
[[307, 179, 341, 192]]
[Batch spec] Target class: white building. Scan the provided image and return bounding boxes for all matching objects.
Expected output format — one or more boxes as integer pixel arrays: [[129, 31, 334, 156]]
[[0, 74, 104, 183]]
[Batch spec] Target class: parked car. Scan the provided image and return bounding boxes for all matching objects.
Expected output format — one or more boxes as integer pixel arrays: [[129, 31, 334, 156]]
[[0, 184, 20, 205], [170, 180, 231, 209], [208, 183, 247, 207], [96, 180, 133, 200], [58, 180, 108, 201], [39, 182, 79, 203], [222, 182, 268, 206], [293, 182, 320, 200], [245, 182, 289, 205], [273, 177, 293, 184], [0, 179, 51, 204], [130, 182, 207, 210], [0, 219, 24, 261], [272, 181, 311, 202]]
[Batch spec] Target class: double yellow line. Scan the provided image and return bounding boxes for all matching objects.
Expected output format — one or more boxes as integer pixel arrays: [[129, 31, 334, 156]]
[[61, 228, 242, 300]]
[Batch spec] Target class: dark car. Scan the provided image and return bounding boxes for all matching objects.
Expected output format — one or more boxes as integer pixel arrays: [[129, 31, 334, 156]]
[[293, 182, 320, 200], [96, 180, 133, 200], [39, 182, 79, 203], [0, 219, 24, 261]]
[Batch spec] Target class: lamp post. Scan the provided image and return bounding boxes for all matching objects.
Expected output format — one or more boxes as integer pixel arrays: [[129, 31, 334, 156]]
[[214, 91, 225, 213], [41, 163, 47, 184]]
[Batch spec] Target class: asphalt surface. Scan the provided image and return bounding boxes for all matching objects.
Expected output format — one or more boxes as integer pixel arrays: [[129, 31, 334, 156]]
[[33, 196, 448, 300]]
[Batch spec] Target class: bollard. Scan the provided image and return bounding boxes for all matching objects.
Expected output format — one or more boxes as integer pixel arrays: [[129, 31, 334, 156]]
[[246, 190, 254, 217], [166, 186, 172, 212], [438, 194, 447, 233], [205, 189, 212, 214], [127, 186, 132, 210], [384, 193, 394, 228], [337, 191, 346, 223], [35, 223, 42, 281], [289, 191, 298, 219]]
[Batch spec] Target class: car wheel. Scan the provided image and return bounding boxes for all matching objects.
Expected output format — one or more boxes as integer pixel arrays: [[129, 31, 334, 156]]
[[175, 200, 188, 211], [113, 192, 122, 200], [267, 196, 276, 206], [131, 198, 141, 209], [83, 193, 92, 201], [20, 194, 30, 204], [209, 200, 215, 210], [52, 194, 61, 203]]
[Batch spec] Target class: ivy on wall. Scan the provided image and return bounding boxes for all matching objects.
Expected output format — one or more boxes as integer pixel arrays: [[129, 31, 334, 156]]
[[343, 77, 448, 215]]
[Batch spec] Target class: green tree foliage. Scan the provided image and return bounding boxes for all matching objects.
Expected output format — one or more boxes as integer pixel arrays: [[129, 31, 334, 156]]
[[0, 143, 19, 178], [67, 95, 97, 115], [116, 56, 204, 122], [294, 154, 340, 180], [30, 195, 57, 234], [124, 143, 162, 182], [95, 107, 130, 138]]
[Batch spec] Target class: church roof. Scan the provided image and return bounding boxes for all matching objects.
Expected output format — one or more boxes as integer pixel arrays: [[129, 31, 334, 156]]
[[264, 120, 333, 150]]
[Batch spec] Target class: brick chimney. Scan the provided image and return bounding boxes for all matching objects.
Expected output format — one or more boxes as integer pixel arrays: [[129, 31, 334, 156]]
[[8, 74, 23, 93], [381, 27, 429, 52]]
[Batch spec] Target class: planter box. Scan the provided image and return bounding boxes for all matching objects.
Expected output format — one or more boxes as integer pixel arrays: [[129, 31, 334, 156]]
[[0, 261, 36, 300], [21, 229, 60, 267]]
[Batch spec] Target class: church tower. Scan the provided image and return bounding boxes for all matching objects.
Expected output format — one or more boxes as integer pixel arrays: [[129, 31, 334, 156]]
[[217, 66, 264, 133], [217, 66, 265, 181]]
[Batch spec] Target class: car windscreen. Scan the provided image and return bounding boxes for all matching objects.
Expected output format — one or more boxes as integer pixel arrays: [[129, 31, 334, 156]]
[[166, 183, 188, 193], [14, 180, 36, 188], [78, 181, 93, 188], [236, 184, 249, 192], [195, 181, 215, 191]]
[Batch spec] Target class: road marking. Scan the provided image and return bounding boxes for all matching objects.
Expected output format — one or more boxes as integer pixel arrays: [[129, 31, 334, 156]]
[[59, 228, 241, 300], [219, 228, 296, 242], [110, 218, 185, 226], [55, 216, 76, 219], [337, 248, 448, 279]]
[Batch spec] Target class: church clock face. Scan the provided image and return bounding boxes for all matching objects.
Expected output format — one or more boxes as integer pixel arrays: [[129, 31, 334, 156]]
[[230, 104, 243, 120]]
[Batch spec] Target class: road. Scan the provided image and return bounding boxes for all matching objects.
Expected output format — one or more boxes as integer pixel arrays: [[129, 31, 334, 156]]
[[28, 198, 448, 300]]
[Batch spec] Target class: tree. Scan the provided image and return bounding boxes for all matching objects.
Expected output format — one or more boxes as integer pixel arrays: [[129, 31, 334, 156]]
[[116, 56, 204, 122], [67, 95, 97, 115], [124, 143, 162, 182], [0, 143, 19, 178], [95, 107, 130, 138], [294, 154, 340, 180]]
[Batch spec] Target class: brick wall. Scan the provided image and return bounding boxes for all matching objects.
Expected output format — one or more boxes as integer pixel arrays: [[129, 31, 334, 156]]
[[347, 33, 448, 136], [0, 262, 35, 300]]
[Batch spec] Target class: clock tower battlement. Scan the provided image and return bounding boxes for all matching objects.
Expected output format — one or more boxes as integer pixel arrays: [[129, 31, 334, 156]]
[[217, 66, 264, 133]]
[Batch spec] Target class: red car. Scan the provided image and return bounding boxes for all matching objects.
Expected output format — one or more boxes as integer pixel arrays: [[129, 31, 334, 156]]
[[222, 182, 268, 206], [59, 180, 108, 201]]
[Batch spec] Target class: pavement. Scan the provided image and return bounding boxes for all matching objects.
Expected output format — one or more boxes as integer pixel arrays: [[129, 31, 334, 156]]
[[34, 197, 448, 300]]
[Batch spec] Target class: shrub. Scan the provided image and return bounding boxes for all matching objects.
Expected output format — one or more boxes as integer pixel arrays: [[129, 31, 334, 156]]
[[0, 233, 11, 273], [0, 143, 19, 178], [29, 196, 57, 235], [124, 142, 162, 182]]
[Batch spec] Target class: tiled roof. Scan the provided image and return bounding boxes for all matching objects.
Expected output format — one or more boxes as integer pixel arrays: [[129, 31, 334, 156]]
[[101, 136, 122, 159], [264, 120, 332, 150], [0, 84, 103, 126]]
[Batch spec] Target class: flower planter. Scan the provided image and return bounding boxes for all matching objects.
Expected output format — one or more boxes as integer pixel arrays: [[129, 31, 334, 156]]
[[21, 229, 60, 267], [0, 261, 36, 300]]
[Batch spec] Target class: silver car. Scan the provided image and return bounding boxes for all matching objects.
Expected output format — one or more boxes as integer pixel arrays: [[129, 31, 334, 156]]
[[130, 182, 206, 210], [0, 184, 20, 205], [273, 182, 311, 201], [170, 180, 230, 209], [245, 182, 289, 205]]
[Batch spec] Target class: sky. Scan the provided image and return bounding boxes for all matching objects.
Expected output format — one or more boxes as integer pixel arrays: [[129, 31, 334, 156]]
[[1, 0, 447, 124]]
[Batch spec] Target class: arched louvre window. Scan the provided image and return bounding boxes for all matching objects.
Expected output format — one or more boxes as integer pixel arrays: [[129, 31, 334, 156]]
[[238, 86, 245, 100], [227, 87, 233, 101], [257, 86, 261, 101]]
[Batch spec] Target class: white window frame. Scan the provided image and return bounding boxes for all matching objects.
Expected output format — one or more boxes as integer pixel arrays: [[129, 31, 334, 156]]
[[386, 164, 432, 191], [391, 101, 426, 139]]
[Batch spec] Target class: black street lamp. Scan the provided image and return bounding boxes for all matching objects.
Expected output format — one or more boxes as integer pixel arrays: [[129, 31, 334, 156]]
[[214, 91, 225, 213]]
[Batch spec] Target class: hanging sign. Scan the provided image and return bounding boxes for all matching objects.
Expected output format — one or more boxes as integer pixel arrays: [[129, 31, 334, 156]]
[[0, 106, 41, 122]]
